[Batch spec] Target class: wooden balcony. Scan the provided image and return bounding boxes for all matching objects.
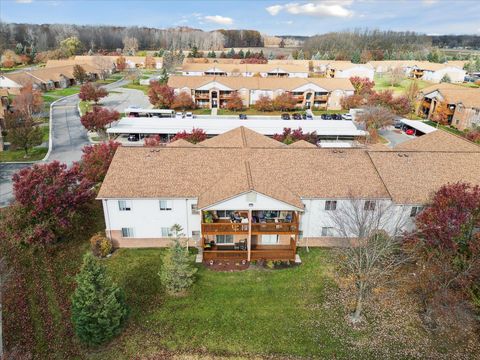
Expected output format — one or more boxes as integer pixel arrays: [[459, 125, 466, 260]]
[[195, 93, 209, 100], [314, 95, 328, 101], [251, 222, 298, 234], [201, 222, 249, 234]]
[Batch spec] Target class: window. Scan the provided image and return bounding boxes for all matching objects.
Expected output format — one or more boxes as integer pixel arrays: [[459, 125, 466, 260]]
[[321, 227, 334, 237], [191, 204, 199, 214], [216, 235, 234, 244], [192, 231, 201, 239], [161, 227, 172, 237], [325, 200, 337, 211], [364, 200, 376, 211], [159, 200, 172, 211], [121, 227, 134, 237], [118, 200, 131, 211], [262, 234, 279, 244], [216, 210, 234, 218], [410, 206, 424, 217]]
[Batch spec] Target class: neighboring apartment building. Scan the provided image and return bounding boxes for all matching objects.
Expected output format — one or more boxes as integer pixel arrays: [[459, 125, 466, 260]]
[[326, 61, 375, 81], [167, 75, 354, 110], [97, 127, 480, 263], [180, 63, 309, 78], [75, 55, 163, 69], [1, 64, 102, 91], [406, 62, 466, 83], [418, 83, 480, 130]]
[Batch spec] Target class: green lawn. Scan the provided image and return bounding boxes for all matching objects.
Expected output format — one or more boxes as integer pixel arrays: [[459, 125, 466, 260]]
[[0, 146, 48, 162], [79, 101, 92, 116], [216, 108, 316, 116], [121, 83, 149, 94], [86, 248, 358, 359], [44, 86, 81, 98], [423, 120, 464, 136], [374, 74, 432, 95]]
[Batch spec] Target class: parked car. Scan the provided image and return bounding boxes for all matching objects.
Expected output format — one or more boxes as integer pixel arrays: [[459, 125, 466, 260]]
[[341, 113, 353, 121], [239, 113, 247, 120], [405, 129, 415, 135], [292, 113, 302, 120], [281, 113, 291, 120], [321, 114, 332, 120], [176, 112, 183, 118], [185, 112, 193, 118], [331, 114, 343, 120], [127, 134, 140, 142], [394, 120, 403, 129]]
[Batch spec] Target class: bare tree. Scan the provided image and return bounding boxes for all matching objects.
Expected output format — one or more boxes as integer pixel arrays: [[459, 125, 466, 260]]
[[327, 198, 409, 323], [122, 36, 138, 55], [389, 67, 404, 87], [0, 257, 11, 358]]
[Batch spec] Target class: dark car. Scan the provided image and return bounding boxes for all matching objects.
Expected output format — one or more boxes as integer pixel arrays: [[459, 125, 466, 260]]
[[394, 121, 402, 129], [292, 113, 302, 120], [239, 113, 247, 120], [331, 114, 342, 120], [321, 114, 332, 120], [281, 113, 291, 120], [127, 134, 140, 142], [305, 113, 313, 120], [302, 113, 307, 120]]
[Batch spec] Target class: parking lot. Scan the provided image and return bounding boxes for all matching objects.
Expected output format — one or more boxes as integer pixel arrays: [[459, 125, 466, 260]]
[[379, 126, 415, 147]]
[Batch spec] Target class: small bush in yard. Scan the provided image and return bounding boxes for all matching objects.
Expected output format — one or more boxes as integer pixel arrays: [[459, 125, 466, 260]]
[[159, 238, 197, 295], [72, 253, 128, 346], [90, 233, 112, 257]]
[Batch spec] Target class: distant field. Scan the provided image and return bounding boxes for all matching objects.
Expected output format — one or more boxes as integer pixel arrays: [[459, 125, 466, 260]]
[[374, 74, 432, 95]]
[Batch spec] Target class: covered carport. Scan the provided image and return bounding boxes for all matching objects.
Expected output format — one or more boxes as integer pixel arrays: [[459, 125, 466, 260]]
[[399, 119, 437, 136]]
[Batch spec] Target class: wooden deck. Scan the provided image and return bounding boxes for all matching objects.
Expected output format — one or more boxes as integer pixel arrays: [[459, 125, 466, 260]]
[[202, 240, 296, 262]]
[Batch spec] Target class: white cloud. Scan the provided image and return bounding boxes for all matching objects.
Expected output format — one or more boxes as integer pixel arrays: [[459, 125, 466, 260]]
[[266, 5, 284, 16], [266, 1, 354, 18], [422, 0, 438, 5], [15, 0, 33, 3], [203, 15, 234, 25]]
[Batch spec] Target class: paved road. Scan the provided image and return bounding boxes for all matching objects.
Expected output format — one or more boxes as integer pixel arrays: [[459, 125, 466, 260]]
[[101, 87, 151, 112], [0, 79, 130, 207]]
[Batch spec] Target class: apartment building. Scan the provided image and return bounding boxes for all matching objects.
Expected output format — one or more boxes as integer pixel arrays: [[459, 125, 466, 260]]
[[97, 127, 480, 262], [325, 61, 375, 81], [75, 55, 163, 69], [167, 75, 354, 110], [418, 83, 480, 130], [180, 63, 309, 78], [406, 62, 466, 83]]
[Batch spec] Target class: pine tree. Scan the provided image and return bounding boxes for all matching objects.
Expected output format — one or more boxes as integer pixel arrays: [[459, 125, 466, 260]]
[[227, 48, 235, 58], [159, 225, 197, 295], [297, 49, 305, 60], [159, 67, 169, 84], [351, 50, 361, 64], [71, 253, 128, 346], [268, 51, 274, 60]]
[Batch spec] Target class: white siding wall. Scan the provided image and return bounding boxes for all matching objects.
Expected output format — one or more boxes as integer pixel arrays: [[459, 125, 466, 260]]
[[103, 198, 201, 238]]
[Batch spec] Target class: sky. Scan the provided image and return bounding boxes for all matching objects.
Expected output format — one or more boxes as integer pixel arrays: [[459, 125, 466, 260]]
[[0, 0, 479, 36]]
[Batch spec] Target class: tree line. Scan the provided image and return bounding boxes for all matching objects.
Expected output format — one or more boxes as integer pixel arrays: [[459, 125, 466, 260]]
[[0, 22, 265, 54]]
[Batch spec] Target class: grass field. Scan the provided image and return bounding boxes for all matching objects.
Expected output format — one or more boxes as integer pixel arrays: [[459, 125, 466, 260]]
[[79, 101, 92, 116], [121, 83, 149, 94], [374, 74, 432, 95], [0, 146, 48, 162], [423, 120, 464, 136]]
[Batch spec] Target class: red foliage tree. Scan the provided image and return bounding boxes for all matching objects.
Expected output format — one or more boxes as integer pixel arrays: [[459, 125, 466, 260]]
[[366, 89, 394, 108], [10, 161, 94, 245], [464, 129, 480, 144], [225, 92, 244, 111], [273, 92, 297, 111], [254, 95, 274, 112], [171, 128, 207, 144], [78, 82, 108, 104], [12, 83, 44, 117], [80, 106, 120, 137], [414, 183, 480, 252], [390, 95, 412, 116], [350, 76, 375, 96], [340, 94, 364, 110], [171, 91, 195, 110], [116, 56, 127, 71], [80, 141, 120, 183], [144, 135, 162, 147], [148, 81, 175, 109], [272, 127, 318, 145]]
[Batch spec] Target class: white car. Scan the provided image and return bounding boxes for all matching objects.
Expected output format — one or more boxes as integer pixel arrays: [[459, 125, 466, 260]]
[[341, 113, 353, 121]]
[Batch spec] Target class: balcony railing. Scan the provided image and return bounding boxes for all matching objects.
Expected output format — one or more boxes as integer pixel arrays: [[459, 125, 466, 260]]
[[201, 222, 249, 234], [314, 95, 328, 101]]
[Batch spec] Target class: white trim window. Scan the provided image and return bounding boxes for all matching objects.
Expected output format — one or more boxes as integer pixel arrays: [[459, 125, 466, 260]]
[[191, 204, 199, 214], [364, 200, 376, 211], [216, 234, 234, 244], [121, 227, 134, 237], [321, 227, 334, 237], [161, 227, 173, 237], [159, 200, 173, 211], [216, 210, 234, 218], [118, 200, 131, 211], [410, 206, 424, 217], [325, 200, 337, 211], [262, 234, 279, 244]]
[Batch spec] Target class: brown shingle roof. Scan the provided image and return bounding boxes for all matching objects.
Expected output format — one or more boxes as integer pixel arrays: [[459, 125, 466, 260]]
[[168, 75, 354, 91], [181, 63, 308, 73], [98, 128, 390, 205], [394, 130, 480, 152], [288, 140, 317, 148], [368, 151, 480, 204], [98, 127, 479, 206], [166, 139, 197, 147]]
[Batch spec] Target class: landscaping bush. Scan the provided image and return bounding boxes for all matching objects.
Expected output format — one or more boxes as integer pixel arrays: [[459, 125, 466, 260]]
[[71, 253, 128, 346], [90, 233, 112, 258]]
